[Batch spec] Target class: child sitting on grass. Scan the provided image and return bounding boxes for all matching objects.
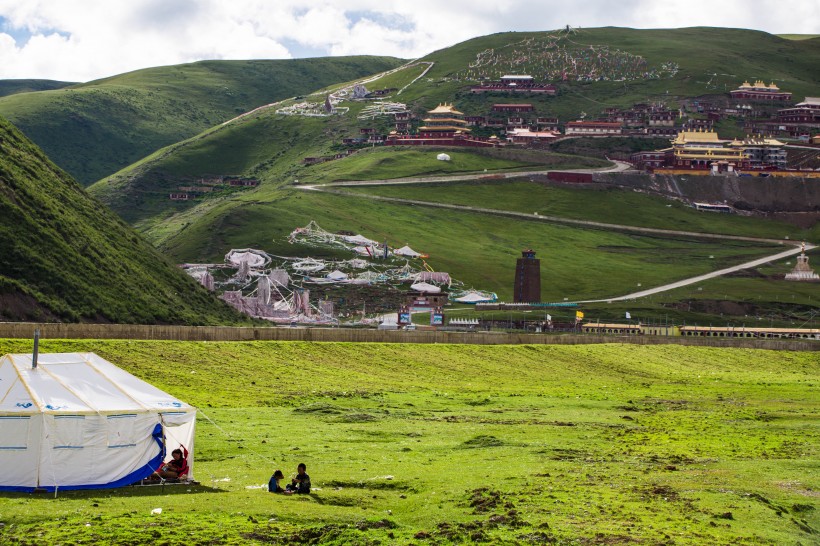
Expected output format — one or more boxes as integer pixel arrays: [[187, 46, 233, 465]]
[[268, 470, 285, 493], [285, 463, 311, 494]]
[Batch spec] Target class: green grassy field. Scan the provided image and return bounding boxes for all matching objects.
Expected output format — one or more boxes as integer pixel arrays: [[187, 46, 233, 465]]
[[0, 339, 816, 545]]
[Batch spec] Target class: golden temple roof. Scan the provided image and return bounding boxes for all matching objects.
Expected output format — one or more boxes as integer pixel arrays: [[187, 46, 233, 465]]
[[671, 129, 724, 144], [737, 79, 781, 91], [427, 103, 464, 116], [421, 117, 468, 124]]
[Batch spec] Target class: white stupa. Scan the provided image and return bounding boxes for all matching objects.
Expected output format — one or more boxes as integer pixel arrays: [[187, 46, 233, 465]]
[[784, 243, 819, 282]]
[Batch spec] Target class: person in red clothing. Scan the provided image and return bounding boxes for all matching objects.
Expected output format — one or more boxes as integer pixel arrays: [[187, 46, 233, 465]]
[[150, 446, 189, 481]]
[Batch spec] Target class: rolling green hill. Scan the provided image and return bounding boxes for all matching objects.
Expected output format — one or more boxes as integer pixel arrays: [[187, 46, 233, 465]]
[[83, 27, 819, 324], [0, 56, 403, 185], [0, 79, 75, 97], [0, 115, 244, 324], [91, 27, 820, 230]]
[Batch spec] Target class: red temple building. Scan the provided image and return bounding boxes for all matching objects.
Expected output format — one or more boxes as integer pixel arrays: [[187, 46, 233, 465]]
[[730, 80, 792, 102], [492, 103, 534, 113], [777, 97, 820, 123], [385, 103, 501, 147], [565, 121, 623, 136]]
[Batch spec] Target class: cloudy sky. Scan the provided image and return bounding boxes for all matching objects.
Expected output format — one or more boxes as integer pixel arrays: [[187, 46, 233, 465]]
[[1, 0, 817, 82]]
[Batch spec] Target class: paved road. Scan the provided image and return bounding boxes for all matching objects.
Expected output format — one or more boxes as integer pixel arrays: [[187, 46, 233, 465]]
[[297, 168, 812, 303], [575, 243, 816, 303]]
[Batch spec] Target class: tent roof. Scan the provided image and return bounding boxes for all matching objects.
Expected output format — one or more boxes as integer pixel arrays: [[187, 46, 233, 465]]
[[343, 234, 378, 245], [410, 282, 441, 293], [326, 270, 349, 280], [394, 245, 421, 257], [453, 291, 497, 303], [0, 353, 194, 415]]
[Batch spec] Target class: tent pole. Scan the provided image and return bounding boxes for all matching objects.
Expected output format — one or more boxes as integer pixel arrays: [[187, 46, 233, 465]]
[[32, 329, 40, 369]]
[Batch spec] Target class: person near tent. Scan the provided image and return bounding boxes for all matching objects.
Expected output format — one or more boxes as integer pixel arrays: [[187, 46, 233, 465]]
[[268, 470, 285, 493], [150, 445, 189, 482], [285, 463, 311, 494]]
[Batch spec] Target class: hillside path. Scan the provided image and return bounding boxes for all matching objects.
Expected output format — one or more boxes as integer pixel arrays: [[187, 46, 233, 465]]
[[575, 243, 816, 303]]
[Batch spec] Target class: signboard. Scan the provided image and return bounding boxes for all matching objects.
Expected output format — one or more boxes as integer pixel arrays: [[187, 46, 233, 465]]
[[398, 312, 411, 325], [430, 312, 443, 326]]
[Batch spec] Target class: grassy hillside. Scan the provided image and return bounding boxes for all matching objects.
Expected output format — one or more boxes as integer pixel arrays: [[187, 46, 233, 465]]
[[83, 27, 819, 324], [0, 56, 403, 185], [405, 27, 820, 119], [91, 27, 820, 232], [777, 34, 820, 41], [0, 115, 244, 324], [0, 338, 816, 545], [0, 79, 75, 97]]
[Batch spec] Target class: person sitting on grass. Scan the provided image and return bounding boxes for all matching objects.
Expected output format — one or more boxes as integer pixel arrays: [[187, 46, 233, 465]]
[[268, 470, 285, 493], [285, 463, 311, 494], [150, 446, 189, 482]]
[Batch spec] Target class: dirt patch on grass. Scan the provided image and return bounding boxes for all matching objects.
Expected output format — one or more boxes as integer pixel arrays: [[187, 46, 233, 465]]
[[468, 487, 507, 514], [355, 518, 397, 531], [578, 533, 643, 545], [548, 448, 589, 461], [293, 402, 344, 415], [324, 479, 414, 492], [335, 413, 378, 423], [461, 435, 505, 448], [638, 484, 680, 501]]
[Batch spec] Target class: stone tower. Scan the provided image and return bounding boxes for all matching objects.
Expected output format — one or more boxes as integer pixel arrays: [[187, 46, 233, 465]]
[[513, 249, 541, 303]]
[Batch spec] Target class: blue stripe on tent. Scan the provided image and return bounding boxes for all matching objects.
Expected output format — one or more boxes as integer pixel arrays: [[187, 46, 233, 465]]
[[0, 416, 30, 419], [159, 412, 186, 416], [0, 423, 167, 492], [0, 446, 26, 450], [108, 444, 137, 449], [107, 414, 137, 419], [54, 446, 83, 449], [54, 415, 85, 419]]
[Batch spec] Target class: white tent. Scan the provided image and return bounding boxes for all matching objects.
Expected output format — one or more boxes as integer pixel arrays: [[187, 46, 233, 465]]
[[0, 353, 196, 492], [326, 270, 349, 281], [394, 245, 422, 258], [343, 234, 378, 246], [225, 248, 271, 268], [453, 290, 498, 304], [410, 282, 442, 293]]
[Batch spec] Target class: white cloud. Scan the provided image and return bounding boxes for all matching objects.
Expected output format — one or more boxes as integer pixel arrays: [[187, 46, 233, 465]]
[[0, 0, 816, 81]]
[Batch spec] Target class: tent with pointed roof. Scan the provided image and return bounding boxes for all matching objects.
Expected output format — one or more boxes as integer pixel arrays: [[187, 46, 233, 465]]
[[0, 352, 196, 492], [394, 245, 422, 258]]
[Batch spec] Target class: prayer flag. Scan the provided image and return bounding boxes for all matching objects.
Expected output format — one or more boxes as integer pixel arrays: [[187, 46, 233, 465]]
[[625, 312, 631, 319], [575, 310, 584, 319]]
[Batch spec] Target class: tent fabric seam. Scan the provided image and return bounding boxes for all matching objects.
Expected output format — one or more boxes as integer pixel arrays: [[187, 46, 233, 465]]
[[5, 355, 45, 412], [82, 353, 152, 412]]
